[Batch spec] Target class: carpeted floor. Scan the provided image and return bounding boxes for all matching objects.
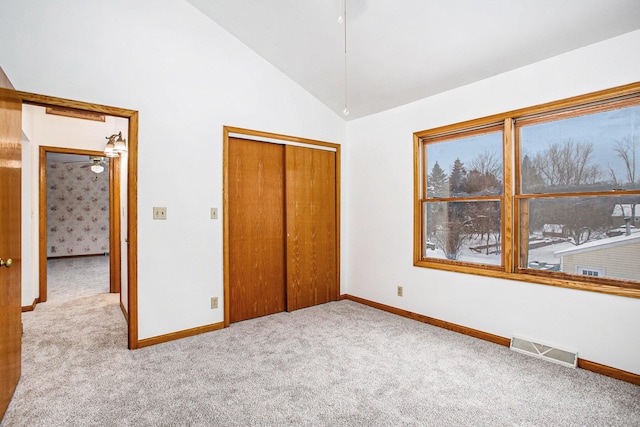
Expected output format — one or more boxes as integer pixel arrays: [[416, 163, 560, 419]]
[[2, 257, 639, 426]]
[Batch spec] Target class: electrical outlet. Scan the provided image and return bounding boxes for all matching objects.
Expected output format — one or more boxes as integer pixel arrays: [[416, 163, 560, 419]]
[[153, 207, 167, 220], [210, 208, 218, 220], [397, 285, 403, 297], [211, 297, 218, 309]]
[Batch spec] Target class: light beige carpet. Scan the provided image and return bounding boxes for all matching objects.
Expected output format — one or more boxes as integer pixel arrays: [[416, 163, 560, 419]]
[[2, 257, 639, 426]]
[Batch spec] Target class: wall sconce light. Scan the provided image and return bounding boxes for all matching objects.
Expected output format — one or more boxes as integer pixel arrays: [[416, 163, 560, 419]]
[[104, 131, 127, 157]]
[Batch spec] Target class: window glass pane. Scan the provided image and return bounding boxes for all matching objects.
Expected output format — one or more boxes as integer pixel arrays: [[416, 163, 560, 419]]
[[520, 104, 640, 194], [424, 200, 501, 265], [520, 195, 640, 282], [426, 131, 503, 198]]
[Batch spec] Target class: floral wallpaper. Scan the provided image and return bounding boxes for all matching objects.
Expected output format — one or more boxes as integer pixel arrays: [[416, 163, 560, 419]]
[[47, 160, 110, 257]]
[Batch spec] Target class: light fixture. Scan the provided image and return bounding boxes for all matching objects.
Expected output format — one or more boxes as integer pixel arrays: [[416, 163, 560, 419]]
[[340, 0, 349, 116], [90, 164, 104, 174], [104, 131, 127, 157], [88, 156, 105, 174]]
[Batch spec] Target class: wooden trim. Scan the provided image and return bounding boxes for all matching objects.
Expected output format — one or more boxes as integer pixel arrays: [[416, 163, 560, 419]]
[[514, 190, 640, 199], [45, 107, 105, 122], [38, 147, 48, 303], [514, 266, 640, 291], [516, 199, 530, 269], [18, 92, 135, 118], [514, 95, 640, 127], [344, 294, 509, 346], [334, 144, 341, 301], [421, 195, 503, 203], [414, 259, 640, 298], [23, 91, 140, 350], [414, 81, 640, 139], [110, 156, 121, 294], [127, 111, 139, 349], [419, 122, 504, 143], [577, 359, 640, 386], [224, 126, 339, 150], [415, 257, 505, 271], [223, 127, 230, 328], [502, 118, 514, 273], [222, 126, 341, 328], [137, 322, 224, 349], [21, 298, 40, 313], [120, 300, 129, 322], [345, 294, 640, 386], [413, 134, 422, 264]]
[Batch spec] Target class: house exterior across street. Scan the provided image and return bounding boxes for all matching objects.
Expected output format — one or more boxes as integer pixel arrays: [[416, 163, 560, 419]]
[[554, 232, 640, 281]]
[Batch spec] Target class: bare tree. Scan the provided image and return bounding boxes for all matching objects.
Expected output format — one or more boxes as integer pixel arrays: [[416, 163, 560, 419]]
[[533, 139, 600, 188], [613, 136, 638, 185], [467, 149, 502, 195], [469, 149, 501, 178], [521, 153, 545, 192], [612, 136, 639, 225], [433, 218, 470, 260], [531, 198, 612, 246], [468, 202, 500, 253]]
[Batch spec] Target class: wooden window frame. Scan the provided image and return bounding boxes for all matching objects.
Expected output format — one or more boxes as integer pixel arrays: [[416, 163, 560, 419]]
[[413, 82, 640, 299], [419, 123, 506, 271]]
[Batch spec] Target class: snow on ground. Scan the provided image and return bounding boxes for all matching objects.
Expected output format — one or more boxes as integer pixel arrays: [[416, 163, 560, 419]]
[[528, 241, 574, 265], [425, 239, 575, 267]]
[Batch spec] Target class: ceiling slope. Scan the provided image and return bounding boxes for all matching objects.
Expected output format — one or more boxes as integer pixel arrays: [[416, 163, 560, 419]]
[[187, 0, 640, 120]]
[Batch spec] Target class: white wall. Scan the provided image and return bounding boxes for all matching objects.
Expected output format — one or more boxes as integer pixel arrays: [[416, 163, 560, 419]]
[[20, 127, 35, 307], [0, 0, 345, 339], [345, 30, 640, 375]]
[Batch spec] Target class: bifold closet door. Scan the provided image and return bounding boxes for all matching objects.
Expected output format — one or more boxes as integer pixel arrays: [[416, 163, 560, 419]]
[[285, 145, 337, 311], [228, 138, 286, 323]]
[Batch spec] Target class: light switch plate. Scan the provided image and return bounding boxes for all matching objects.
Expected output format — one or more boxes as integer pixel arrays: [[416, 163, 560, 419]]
[[211, 208, 218, 219], [153, 207, 167, 220]]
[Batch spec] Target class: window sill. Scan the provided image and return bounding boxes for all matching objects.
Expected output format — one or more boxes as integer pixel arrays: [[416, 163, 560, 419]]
[[414, 259, 640, 299]]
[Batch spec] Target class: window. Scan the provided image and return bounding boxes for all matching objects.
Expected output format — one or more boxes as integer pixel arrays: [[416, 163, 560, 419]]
[[576, 267, 605, 277], [414, 83, 640, 297], [422, 126, 504, 267]]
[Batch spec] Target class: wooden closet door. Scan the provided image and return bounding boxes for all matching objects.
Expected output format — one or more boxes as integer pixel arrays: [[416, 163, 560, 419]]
[[228, 138, 286, 323], [285, 145, 337, 311]]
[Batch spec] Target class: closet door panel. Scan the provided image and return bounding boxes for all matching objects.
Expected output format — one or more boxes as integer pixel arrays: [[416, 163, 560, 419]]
[[228, 138, 286, 323], [285, 145, 337, 311]]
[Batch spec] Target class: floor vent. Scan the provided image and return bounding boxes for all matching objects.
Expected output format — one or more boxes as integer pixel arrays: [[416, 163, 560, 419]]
[[510, 336, 577, 368]]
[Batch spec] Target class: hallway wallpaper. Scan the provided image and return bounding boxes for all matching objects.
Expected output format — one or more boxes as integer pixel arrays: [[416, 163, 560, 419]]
[[47, 161, 110, 257]]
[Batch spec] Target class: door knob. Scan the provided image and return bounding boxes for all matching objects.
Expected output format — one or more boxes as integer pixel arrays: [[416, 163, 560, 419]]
[[0, 258, 13, 268]]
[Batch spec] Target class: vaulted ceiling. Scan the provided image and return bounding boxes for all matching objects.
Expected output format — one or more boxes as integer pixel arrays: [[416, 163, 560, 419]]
[[187, 0, 640, 120]]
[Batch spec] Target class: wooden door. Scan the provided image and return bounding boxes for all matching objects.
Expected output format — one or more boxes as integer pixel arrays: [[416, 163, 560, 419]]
[[228, 138, 286, 322], [285, 145, 337, 311], [0, 67, 22, 420]]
